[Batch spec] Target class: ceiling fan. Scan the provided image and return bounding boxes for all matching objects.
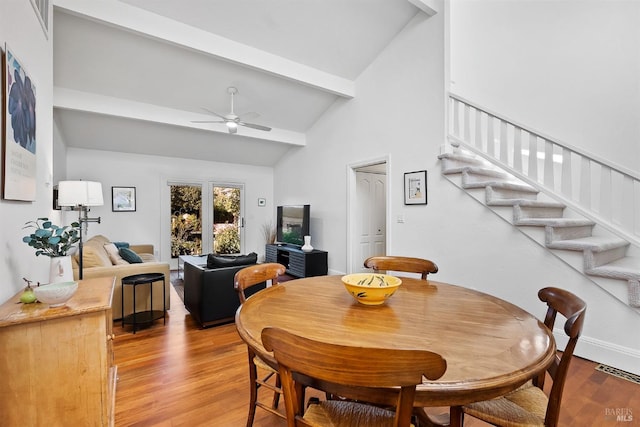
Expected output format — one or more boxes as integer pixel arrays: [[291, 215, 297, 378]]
[[192, 87, 272, 134]]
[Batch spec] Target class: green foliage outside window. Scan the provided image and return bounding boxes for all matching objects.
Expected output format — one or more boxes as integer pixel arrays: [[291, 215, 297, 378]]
[[171, 186, 202, 257], [213, 187, 240, 254], [214, 225, 240, 254], [171, 185, 241, 257]]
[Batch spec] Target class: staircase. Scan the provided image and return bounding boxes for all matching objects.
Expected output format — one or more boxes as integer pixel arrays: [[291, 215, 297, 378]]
[[443, 93, 640, 311], [439, 145, 640, 312]]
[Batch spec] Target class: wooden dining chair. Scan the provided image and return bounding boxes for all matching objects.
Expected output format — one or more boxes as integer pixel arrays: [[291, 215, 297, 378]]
[[364, 256, 438, 280], [261, 326, 447, 427], [417, 286, 587, 427], [234, 263, 287, 426]]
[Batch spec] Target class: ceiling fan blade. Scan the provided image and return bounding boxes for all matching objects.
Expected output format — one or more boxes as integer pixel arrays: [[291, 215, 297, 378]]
[[191, 120, 225, 123], [239, 111, 260, 121], [239, 122, 272, 132], [201, 107, 227, 120]]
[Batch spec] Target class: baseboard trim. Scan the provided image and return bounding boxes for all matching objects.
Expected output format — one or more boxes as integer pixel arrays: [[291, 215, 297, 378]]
[[554, 330, 640, 376]]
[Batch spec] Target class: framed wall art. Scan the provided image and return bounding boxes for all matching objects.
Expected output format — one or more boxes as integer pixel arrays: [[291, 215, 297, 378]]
[[112, 186, 136, 212], [3, 44, 37, 201], [404, 170, 427, 205]]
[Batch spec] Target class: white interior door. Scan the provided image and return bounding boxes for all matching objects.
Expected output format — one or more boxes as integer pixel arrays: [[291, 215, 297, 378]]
[[353, 171, 386, 272]]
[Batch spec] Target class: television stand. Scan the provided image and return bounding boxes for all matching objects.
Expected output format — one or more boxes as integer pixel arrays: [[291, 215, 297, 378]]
[[265, 244, 328, 278]]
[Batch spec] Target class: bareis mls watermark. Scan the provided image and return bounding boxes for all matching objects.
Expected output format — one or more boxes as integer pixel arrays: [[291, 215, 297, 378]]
[[604, 408, 633, 422]]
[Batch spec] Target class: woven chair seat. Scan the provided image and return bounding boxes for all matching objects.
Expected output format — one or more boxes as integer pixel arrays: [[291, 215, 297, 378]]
[[304, 400, 416, 427], [253, 355, 277, 374], [463, 381, 548, 427]]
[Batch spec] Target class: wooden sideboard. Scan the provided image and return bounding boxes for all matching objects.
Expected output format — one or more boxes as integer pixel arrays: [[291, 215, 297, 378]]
[[0, 276, 117, 426]]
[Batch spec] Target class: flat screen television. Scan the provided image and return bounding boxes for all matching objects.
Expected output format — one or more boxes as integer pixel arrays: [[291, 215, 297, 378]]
[[276, 205, 310, 247]]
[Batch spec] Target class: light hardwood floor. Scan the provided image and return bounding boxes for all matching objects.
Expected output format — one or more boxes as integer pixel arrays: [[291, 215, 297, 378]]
[[113, 284, 640, 426]]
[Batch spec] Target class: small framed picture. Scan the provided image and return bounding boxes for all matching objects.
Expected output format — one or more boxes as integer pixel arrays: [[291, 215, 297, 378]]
[[404, 170, 427, 205], [258, 198, 266, 207], [112, 186, 136, 212]]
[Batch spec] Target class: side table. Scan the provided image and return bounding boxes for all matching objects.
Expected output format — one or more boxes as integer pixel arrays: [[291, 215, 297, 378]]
[[122, 272, 166, 333]]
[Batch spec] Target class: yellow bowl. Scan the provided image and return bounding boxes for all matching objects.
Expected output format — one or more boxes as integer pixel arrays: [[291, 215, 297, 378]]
[[341, 273, 402, 306]]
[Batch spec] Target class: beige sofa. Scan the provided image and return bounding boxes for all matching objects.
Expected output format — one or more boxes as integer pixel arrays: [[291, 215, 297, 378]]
[[72, 235, 170, 320]]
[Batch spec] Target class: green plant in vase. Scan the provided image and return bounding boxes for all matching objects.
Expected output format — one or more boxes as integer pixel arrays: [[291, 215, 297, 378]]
[[22, 217, 80, 257], [22, 218, 81, 290]]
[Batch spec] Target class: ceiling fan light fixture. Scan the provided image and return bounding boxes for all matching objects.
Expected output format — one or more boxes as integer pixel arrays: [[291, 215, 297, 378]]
[[192, 86, 271, 134]]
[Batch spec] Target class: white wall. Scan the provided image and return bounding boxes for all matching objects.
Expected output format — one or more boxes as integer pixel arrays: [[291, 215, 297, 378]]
[[274, 2, 640, 374], [0, 0, 59, 303], [65, 148, 274, 261], [450, 0, 640, 173], [275, 10, 447, 272]]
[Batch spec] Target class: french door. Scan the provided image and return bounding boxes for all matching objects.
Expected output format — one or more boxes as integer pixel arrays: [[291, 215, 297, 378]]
[[170, 181, 244, 259], [212, 185, 243, 254]]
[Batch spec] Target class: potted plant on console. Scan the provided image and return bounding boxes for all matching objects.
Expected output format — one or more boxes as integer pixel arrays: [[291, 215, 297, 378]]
[[23, 217, 80, 284]]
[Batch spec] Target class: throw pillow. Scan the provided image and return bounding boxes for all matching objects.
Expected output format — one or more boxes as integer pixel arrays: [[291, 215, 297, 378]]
[[112, 241, 130, 249], [104, 243, 128, 265], [119, 247, 143, 264], [207, 252, 257, 268], [79, 239, 112, 268]]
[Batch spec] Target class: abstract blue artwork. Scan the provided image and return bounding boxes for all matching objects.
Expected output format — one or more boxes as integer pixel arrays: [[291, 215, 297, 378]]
[[3, 45, 36, 201]]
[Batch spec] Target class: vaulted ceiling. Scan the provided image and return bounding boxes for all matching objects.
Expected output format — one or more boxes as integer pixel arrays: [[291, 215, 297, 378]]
[[52, 0, 437, 166]]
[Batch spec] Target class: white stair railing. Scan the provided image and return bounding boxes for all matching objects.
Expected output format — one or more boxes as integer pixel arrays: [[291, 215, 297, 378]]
[[448, 93, 640, 245]]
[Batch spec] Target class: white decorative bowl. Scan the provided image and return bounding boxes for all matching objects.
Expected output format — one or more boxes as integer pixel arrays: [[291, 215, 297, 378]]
[[34, 281, 78, 307]]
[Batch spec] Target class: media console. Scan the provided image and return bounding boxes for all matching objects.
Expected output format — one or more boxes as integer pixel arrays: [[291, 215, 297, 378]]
[[265, 244, 328, 278]]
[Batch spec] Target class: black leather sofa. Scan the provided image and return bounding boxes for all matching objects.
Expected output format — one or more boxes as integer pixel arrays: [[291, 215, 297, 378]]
[[183, 252, 264, 328]]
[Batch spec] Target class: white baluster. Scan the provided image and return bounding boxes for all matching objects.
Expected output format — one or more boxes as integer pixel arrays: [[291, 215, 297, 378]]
[[561, 148, 572, 200], [634, 180, 640, 238], [580, 157, 592, 209], [513, 128, 522, 173], [464, 104, 471, 143], [544, 140, 554, 189], [599, 166, 612, 221], [452, 99, 460, 138], [474, 109, 482, 150], [528, 133, 538, 183], [487, 115, 495, 158], [500, 121, 508, 164]]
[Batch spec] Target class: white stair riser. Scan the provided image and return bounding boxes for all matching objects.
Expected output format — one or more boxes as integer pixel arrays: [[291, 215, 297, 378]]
[[486, 187, 538, 203], [441, 159, 482, 174], [545, 225, 594, 242], [514, 205, 565, 220], [586, 246, 633, 269]]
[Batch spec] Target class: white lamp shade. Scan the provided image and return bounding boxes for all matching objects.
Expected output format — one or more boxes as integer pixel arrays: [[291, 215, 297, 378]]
[[57, 181, 104, 207], [86, 181, 104, 206]]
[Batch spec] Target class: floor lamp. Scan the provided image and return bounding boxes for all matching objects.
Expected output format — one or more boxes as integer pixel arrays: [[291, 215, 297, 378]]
[[57, 180, 104, 280]]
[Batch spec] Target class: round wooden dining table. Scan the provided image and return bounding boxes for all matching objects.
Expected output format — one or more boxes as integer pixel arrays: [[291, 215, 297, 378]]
[[235, 275, 556, 408]]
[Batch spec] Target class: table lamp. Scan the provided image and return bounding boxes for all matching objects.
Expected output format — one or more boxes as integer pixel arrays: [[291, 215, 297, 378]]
[[57, 180, 104, 279]]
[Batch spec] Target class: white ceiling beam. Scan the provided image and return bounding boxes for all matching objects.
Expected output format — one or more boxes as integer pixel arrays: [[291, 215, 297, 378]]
[[54, 87, 306, 146], [53, 0, 355, 98], [407, 0, 439, 16]]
